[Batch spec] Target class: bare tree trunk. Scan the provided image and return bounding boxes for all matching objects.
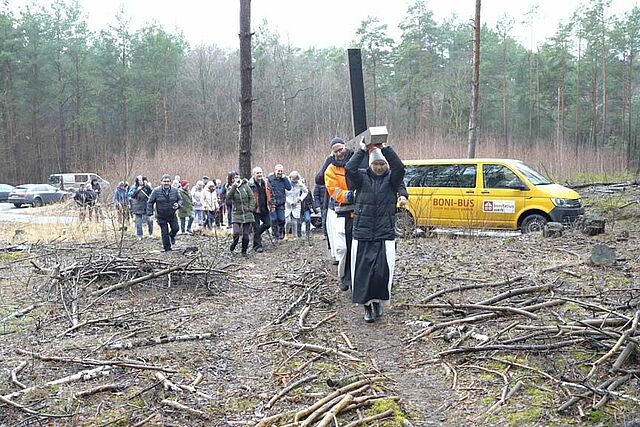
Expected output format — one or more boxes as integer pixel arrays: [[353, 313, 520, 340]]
[[501, 35, 508, 154], [601, 23, 607, 145], [575, 37, 581, 154], [238, 0, 253, 179], [467, 0, 481, 158], [591, 61, 598, 150], [627, 53, 634, 169]]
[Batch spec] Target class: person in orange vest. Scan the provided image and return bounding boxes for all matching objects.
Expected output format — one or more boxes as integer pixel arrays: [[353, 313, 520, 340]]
[[323, 137, 355, 291]]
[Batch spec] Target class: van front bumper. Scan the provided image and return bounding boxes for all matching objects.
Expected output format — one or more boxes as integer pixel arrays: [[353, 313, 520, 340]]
[[549, 206, 585, 225]]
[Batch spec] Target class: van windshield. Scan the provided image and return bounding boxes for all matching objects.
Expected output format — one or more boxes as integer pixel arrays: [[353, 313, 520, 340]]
[[514, 163, 552, 185], [48, 175, 61, 185]]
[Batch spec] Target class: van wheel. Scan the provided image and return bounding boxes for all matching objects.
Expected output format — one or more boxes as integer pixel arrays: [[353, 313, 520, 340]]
[[13, 203, 22, 208], [33, 197, 43, 207], [395, 210, 415, 238], [520, 214, 547, 233]]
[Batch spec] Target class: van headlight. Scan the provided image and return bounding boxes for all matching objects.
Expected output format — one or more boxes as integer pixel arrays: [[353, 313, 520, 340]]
[[552, 198, 582, 208]]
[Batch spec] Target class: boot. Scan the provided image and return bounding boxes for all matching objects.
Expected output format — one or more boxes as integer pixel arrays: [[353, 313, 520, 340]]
[[363, 304, 374, 323], [241, 237, 249, 257], [373, 302, 384, 318], [230, 235, 239, 253]]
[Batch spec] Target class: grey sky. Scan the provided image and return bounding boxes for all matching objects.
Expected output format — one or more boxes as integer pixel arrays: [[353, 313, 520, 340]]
[[21, 0, 638, 49]]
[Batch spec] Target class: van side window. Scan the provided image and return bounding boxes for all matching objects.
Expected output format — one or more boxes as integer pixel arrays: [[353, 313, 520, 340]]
[[483, 164, 524, 189], [404, 165, 430, 187], [429, 164, 476, 188], [75, 175, 88, 183]]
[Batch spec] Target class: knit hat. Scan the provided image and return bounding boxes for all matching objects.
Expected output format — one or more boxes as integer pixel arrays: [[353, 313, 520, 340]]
[[369, 148, 388, 167], [330, 137, 345, 148], [180, 179, 189, 188]]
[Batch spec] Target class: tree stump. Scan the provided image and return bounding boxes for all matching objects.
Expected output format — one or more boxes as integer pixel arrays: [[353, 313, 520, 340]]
[[577, 214, 606, 236], [543, 222, 564, 238]]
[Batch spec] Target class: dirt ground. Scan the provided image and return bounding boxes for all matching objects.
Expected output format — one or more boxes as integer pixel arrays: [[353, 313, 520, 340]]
[[1, 183, 640, 426]]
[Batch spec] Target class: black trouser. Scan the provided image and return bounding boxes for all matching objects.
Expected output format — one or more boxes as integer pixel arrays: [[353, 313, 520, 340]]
[[232, 223, 253, 253], [226, 203, 233, 225], [253, 211, 271, 249], [158, 216, 179, 251]]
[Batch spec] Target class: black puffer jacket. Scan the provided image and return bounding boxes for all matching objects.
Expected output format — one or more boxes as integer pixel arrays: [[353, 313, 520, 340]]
[[147, 186, 182, 221], [345, 147, 405, 241]]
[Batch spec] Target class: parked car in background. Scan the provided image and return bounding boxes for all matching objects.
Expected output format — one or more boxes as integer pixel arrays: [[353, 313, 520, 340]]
[[48, 173, 109, 192], [8, 184, 70, 208], [0, 184, 15, 202]]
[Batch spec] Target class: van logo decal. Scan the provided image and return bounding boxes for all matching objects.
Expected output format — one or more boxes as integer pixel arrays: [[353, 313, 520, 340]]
[[483, 200, 515, 213], [432, 198, 474, 209]]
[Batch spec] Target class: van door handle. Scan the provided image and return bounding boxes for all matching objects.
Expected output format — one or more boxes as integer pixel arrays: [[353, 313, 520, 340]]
[[465, 190, 474, 194], [481, 191, 490, 194]]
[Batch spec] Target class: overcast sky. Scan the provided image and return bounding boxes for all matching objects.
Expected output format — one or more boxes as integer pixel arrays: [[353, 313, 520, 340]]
[[18, 0, 638, 49]]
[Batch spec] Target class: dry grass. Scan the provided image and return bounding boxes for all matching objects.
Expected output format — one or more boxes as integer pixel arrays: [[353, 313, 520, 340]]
[[101, 135, 631, 186]]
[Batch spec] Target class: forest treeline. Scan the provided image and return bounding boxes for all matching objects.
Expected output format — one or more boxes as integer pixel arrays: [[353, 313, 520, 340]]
[[0, 0, 639, 183]]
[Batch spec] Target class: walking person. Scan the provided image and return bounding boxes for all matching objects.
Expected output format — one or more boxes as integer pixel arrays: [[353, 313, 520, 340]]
[[191, 181, 205, 228], [202, 181, 219, 229], [323, 137, 355, 290], [215, 179, 225, 227], [147, 174, 183, 252], [129, 176, 154, 239], [249, 166, 272, 253], [313, 182, 329, 246], [178, 180, 194, 234], [74, 183, 96, 222], [227, 174, 256, 257], [299, 179, 316, 245], [267, 164, 292, 240], [345, 142, 405, 322], [284, 171, 308, 239], [225, 171, 237, 227], [113, 181, 131, 230]]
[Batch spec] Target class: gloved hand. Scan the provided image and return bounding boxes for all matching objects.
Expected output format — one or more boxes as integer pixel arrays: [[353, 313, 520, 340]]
[[345, 191, 355, 204]]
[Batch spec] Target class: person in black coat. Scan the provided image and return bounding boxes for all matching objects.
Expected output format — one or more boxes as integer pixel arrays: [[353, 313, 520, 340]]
[[147, 174, 183, 252], [345, 142, 405, 323]]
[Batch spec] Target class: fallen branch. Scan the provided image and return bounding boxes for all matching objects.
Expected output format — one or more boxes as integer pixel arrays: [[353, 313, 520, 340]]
[[266, 374, 318, 409], [74, 383, 125, 398], [279, 340, 361, 362], [15, 349, 176, 373], [10, 361, 27, 389], [343, 409, 394, 427], [586, 310, 640, 379], [421, 276, 524, 303], [1, 302, 48, 323], [294, 377, 383, 422], [90, 257, 197, 297], [411, 303, 539, 320], [3, 366, 110, 401], [108, 332, 214, 349], [161, 399, 207, 418], [0, 394, 73, 418], [301, 312, 337, 331], [436, 339, 586, 357], [316, 393, 354, 427], [475, 284, 553, 306], [274, 283, 320, 324]]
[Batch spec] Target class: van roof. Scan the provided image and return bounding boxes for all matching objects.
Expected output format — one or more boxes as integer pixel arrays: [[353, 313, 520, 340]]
[[403, 158, 526, 166]]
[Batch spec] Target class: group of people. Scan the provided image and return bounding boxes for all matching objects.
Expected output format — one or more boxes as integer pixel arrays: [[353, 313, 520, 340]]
[[100, 166, 320, 254], [74, 135, 406, 324]]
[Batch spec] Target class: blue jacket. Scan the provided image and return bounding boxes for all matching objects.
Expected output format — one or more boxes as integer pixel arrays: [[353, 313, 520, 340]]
[[267, 174, 292, 207]]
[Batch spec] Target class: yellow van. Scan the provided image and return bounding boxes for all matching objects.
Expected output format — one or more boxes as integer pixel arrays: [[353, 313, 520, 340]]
[[396, 159, 584, 234]]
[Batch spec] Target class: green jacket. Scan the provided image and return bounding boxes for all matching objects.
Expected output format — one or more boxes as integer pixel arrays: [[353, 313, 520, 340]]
[[178, 188, 194, 218], [228, 180, 256, 224]]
